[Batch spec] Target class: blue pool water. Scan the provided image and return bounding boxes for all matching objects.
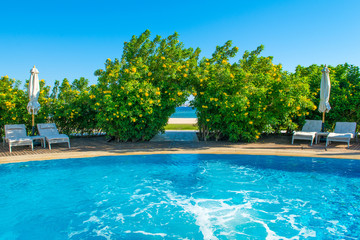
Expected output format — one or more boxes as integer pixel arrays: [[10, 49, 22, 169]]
[[0, 154, 359, 239], [170, 107, 197, 118]]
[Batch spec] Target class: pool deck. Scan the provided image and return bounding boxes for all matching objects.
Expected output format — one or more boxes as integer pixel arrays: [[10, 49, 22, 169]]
[[0, 133, 359, 164]]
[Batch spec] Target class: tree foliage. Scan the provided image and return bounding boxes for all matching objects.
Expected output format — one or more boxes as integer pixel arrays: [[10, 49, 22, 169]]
[[191, 42, 314, 142], [94, 30, 200, 141], [1, 31, 359, 142]]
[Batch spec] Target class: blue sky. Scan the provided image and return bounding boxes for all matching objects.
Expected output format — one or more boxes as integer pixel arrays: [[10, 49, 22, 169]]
[[1, 0, 359, 88]]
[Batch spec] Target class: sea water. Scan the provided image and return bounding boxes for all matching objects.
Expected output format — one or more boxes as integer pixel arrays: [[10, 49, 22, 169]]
[[170, 107, 196, 118], [0, 154, 359, 239]]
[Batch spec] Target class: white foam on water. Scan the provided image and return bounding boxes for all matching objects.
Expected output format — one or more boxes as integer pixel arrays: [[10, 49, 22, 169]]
[[83, 215, 101, 224], [68, 228, 89, 238], [125, 230, 167, 237], [115, 213, 124, 223], [310, 210, 318, 215], [95, 199, 109, 207], [299, 227, 316, 238], [164, 190, 257, 240], [164, 188, 320, 240], [132, 230, 167, 237], [93, 226, 113, 240], [130, 192, 151, 201]]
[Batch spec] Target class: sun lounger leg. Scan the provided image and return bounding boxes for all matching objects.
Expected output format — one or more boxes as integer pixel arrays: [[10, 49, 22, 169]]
[[310, 138, 313, 146], [9, 145, 11, 153], [68, 141, 70, 149], [291, 136, 294, 145], [48, 143, 51, 150]]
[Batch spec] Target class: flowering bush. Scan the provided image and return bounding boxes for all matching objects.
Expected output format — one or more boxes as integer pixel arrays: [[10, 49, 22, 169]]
[[0, 76, 52, 135], [192, 43, 314, 142], [0, 76, 28, 135], [94, 30, 200, 141], [1, 31, 359, 142], [295, 63, 360, 131], [47, 78, 98, 136]]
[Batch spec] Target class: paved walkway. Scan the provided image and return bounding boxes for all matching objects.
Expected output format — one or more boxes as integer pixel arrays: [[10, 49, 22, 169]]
[[150, 130, 199, 142], [1, 134, 359, 164]]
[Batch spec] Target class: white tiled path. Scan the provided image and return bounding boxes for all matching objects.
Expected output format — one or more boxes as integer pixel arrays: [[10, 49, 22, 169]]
[[150, 130, 199, 142]]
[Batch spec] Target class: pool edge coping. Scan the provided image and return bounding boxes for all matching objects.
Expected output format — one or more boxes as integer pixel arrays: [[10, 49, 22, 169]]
[[1, 148, 359, 164]]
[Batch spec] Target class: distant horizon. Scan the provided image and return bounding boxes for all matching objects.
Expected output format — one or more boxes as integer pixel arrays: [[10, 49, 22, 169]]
[[1, 0, 360, 88]]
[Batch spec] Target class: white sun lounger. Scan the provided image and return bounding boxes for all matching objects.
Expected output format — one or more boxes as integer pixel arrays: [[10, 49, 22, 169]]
[[326, 122, 357, 148], [292, 120, 322, 146], [4, 124, 33, 153], [37, 123, 70, 150]]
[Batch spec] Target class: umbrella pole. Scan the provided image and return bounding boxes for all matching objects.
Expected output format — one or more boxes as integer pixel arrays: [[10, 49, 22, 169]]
[[32, 114, 35, 136], [321, 112, 325, 132]]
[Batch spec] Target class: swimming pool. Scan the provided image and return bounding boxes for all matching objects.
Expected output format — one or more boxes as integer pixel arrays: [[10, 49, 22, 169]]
[[0, 154, 359, 239]]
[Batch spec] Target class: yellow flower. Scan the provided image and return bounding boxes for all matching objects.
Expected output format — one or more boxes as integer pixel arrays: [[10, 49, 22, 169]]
[[177, 92, 183, 96], [206, 62, 210, 66], [256, 135, 259, 139], [230, 74, 234, 79], [222, 59, 227, 64], [149, 100, 153, 104], [139, 114, 142, 117], [128, 102, 132, 106], [249, 121, 253, 124], [161, 56, 165, 60], [139, 89, 143, 93], [148, 72, 152, 76], [193, 92, 197, 96], [234, 47, 239, 51], [89, 95, 95, 99], [156, 91, 160, 95], [145, 92, 149, 97], [12, 117, 16, 120], [296, 106, 300, 110], [124, 69, 129, 73], [107, 58, 111, 62], [206, 119, 210, 122], [313, 105, 317, 110], [131, 67, 136, 73], [183, 74, 188, 77], [132, 118, 136, 122], [163, 64, 166, 68], [202, 105, 208, 109], [200, 92, 204, 95]]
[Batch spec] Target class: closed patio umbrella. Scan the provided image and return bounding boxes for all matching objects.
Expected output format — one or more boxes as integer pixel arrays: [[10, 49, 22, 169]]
[[319, 65, 331, 132], [27, 66, 41, 135]]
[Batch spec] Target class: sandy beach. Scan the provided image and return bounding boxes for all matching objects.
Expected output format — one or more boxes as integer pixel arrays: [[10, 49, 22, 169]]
[[168, 118, 197, 124]]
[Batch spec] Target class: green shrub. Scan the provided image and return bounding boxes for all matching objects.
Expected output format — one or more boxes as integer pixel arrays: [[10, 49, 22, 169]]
[[295, 63, 360, 131], [192, 43, 314, 142], [94, 30, 200, 141]]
